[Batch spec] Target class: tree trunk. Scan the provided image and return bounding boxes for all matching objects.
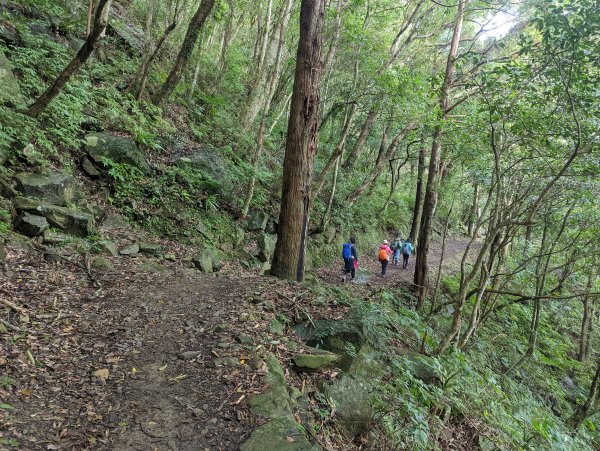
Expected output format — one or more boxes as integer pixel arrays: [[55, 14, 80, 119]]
[[313, 102, 357, 197], [570, 358, 600, 430], [86, 0, 94, 37], [409, 140, 426, 243], [152, 0, 215, 105], [27, 0, 112, 118], [241, 0, 293, 129], [128, 19, 177, 100], [578, 273, 595, 362], [467, 184, 480, 236], [271, 0, 325, 282], [414, 0, 465, 307], [343, 105, 379, 168]]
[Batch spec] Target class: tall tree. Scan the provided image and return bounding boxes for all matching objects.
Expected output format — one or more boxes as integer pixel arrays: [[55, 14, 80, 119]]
[[271, 0, 325, 281], [152, 0, 215, 105], [414, 0, 466, 308], [27, 0, 112, 118]]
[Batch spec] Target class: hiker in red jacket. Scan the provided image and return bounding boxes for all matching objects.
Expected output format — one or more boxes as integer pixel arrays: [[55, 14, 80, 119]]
[[378, 240, 392, 277]]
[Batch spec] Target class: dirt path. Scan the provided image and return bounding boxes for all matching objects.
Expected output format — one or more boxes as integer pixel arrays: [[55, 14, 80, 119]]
[[1, 235, 473, 450]]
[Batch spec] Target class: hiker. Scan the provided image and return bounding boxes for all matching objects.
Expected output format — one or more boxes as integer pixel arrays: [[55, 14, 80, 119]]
[[378, 239, 392, 276], [401, 238, 414, 269], [391, 236, 403, 266], [341, 237, 358, 283]]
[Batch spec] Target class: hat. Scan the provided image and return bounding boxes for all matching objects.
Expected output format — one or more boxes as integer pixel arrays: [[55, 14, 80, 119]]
[[383, 239, 388, 244]]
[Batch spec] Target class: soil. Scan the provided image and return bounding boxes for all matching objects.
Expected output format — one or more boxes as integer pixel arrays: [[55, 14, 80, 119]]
[[0, 233, 475, 450]]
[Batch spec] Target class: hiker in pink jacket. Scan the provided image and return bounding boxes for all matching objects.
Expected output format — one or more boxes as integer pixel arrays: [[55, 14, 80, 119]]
[[377, 240, 392, 276]]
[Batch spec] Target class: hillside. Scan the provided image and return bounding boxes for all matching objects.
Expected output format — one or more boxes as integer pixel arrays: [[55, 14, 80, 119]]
[[1, 0, 599, 450]]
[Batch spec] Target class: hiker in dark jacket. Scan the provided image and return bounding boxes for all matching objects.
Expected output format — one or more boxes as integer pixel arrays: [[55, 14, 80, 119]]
[[401, 238, 414, 269], [341, 237, 358, 282]]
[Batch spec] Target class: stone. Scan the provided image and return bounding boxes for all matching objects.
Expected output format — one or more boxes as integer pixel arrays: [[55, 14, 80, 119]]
[[119, 243, 139, 255], [261, 261, 272, 275], [324, 376, 375, 437], [268, 320, 284, 335], [91, 256, 114, 272], [14, 172, 76, 206], [192, 249, 219, 273], [43, 252, 62, 263], [94, 240, 118, 257], [292, 351, 339, 371], [214, 324, 228, 333], [164, 253, 176, 261], [12, 197, 93, 237], [241, 417, 315, 451], [42, 230, 71, 245], [85, 132, 149, 173], [107, 19, 144, 52], [173, 148, 226, 183], [178, 351, 201, 360], [14, 212, 48, 237], [235, 333, 253, 345], [213, 357, 239, 367], [81, 156, 101, 177], [194, 219, 213, 240], [0, 48, 23, 110], [245, 210, 269, 231], [233, 227, 246, 246], [138, 241, 166, 257], [139, 261, 168, 273], [100, 213, 130, 231], [324, 226, 337, 244], [258, 233, 277, 263]]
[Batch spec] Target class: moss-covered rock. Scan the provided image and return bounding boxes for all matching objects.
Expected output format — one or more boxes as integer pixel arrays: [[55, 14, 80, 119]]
[[324, 376, 375, 438], [13, 197, 94, 237], [91, 256, 114, 272], [292, 350, 339, 371], [14, 212, 48, 237], [246, 210, 269, 231], [0, 48, 23, 111], [85, 132, 149, 173], [14, 171, 77, 206], [258, 233, 277, 263]]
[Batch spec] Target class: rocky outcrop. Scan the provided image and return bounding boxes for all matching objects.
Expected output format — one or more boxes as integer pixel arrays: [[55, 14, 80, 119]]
[[15, 171, 76, 206], [241, 353, 319, 451], [0, 48, 23, 110], [173, 147, 226, 184], [13, 197, 94, 237], [246, 210, 269, 231], [15, 212, 48, 237], [258, 233, 276, 262], [85, 132, 149, 173]]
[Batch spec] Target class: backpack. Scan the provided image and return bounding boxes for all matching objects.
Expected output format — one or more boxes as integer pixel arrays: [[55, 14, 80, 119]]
[[342, 242, 353, 259], [378, 248, 388, 261], [392, 240, 401, 251], [402, 242, 411, 255]]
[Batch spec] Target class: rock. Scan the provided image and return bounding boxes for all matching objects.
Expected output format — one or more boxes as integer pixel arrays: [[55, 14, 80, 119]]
[[20, 143, 45, 166], [164, 253, 176, 261], [138, 241, 166, 257], [194, 219, 213, 240], [235, 333, 253, 345], [173, 147, 226, 183], [0, 48, 23, 110], [0, 176, 18, 199], [402, 352, 441, 386], [246, 210, 269, 231], [14, 212, 48, 237], [292, 351, 339, 371], [81, 156, 101, 177], [178, 351, 201, 360], [241, 417, 315, 451], [107, 19, 144, 52], [324, 226, 337, 244], [85, 132, 149, 173], [43, 252, 62, 263], [94, 240, 118, 257], [139, 261, 168, 273], [261, 261, 272, 275], [324, 376, 374, 437], [192, 249, 219, 273], [100, 213, 130, 231], [265, 217, 278, 234], [119, 243, 139, 255], [12, 197, 93, 237], [91, 256, 114, 272], [258, 233, 277, 263], [233, 227, 245, 246], [14, 171, 76, 206], [214, 324, 228, 333], [213, 357, 239, 367], [93, 368, 110, 381], [42, 230, 71, 245], [268, 319, 284, 335]]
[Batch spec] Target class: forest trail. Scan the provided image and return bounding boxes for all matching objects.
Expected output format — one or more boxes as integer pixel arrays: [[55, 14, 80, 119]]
[[2, 234, 472, 450]]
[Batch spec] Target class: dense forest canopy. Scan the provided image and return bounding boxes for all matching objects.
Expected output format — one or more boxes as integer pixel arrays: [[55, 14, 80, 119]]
[[0, 0, 599, 449]]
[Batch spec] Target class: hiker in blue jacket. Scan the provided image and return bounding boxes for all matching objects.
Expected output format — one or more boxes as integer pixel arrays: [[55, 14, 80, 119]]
[[341, 237, 358, 283], [401, 238, 414, 269]]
